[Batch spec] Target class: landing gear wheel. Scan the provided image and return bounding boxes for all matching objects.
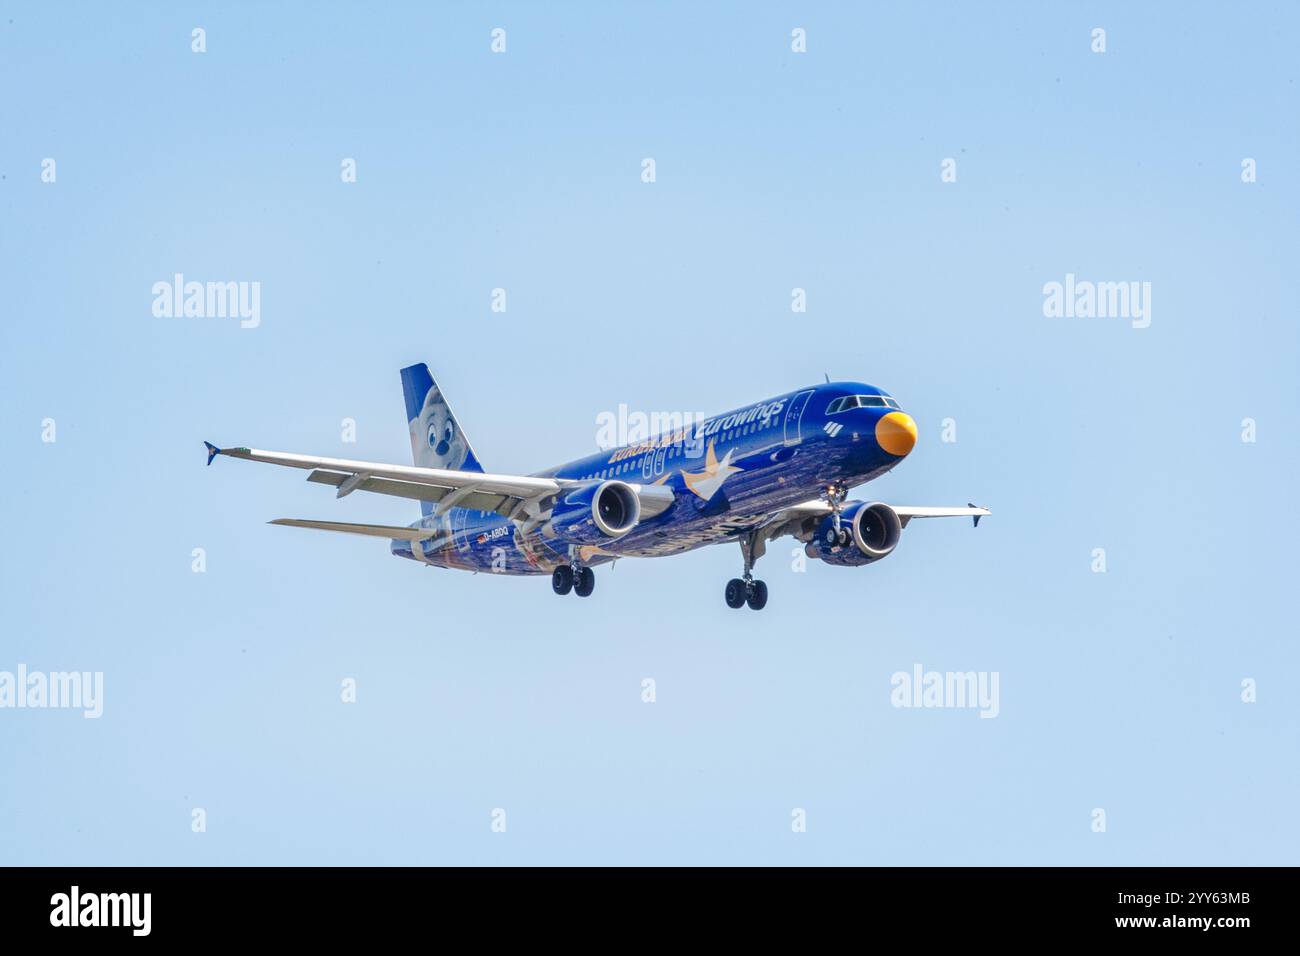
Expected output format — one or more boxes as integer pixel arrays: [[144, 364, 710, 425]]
[[746, 579, 768, 610], [552, 566, 573, 595], [574, 567, 596, 597], [725, 578, 747, 609]]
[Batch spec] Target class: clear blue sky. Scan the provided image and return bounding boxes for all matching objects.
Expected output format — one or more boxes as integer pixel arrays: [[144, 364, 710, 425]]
[[2, 2, 1296, 865]]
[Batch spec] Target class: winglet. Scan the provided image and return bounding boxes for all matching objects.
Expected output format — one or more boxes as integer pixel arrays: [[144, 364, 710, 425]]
[[204, 441, 221, 466], [968, 502, 986, 528]]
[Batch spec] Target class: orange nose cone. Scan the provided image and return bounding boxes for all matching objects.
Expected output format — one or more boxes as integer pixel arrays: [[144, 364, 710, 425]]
[[876, 411, 917, 457]]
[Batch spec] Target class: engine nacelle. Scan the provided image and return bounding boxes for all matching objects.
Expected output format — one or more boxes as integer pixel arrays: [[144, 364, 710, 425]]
[[804, 501, 902, 566], [545, 480, 640, 545]]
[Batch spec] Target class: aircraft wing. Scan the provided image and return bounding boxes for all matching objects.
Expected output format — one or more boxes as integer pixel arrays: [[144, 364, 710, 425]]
[[890, 505, 991, 526], [764, 499, 991, 530], [204, 442, 565, 517]]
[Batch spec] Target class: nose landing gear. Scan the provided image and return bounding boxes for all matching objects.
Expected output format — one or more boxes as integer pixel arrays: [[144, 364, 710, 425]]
[[822, 482, 852, 546]]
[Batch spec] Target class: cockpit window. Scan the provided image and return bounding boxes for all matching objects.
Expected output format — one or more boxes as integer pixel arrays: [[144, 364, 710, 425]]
[[828, 394, 902, 414]]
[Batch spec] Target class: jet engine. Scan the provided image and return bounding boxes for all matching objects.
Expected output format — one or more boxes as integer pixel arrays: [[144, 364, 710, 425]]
[[545, 480, 641, 545], [804, 501, 902, 566]]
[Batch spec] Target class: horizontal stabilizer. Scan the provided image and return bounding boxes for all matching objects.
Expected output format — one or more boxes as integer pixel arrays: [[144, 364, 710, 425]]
[[268, 518, 431, 542]]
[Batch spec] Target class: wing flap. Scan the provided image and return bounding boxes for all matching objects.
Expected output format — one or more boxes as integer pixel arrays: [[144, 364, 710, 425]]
[[306, 470, 449, 502], [305, 470, 519, 516]]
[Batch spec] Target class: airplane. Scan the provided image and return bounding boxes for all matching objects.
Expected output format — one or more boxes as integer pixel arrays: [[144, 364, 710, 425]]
[[205, 363, 989, 609]]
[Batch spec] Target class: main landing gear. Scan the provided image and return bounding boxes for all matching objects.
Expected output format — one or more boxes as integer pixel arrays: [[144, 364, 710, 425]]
[[552, 556, 595, 598], [725, 576, 767, 610], [725, 530, 769, 610]]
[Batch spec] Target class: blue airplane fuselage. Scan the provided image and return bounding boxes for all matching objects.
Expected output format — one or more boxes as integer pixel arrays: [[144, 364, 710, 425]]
[[391, 382, 915, 575]]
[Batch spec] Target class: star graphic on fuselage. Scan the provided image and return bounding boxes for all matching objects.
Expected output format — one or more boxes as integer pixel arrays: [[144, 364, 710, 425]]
[[681, 440, 742, 501]]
